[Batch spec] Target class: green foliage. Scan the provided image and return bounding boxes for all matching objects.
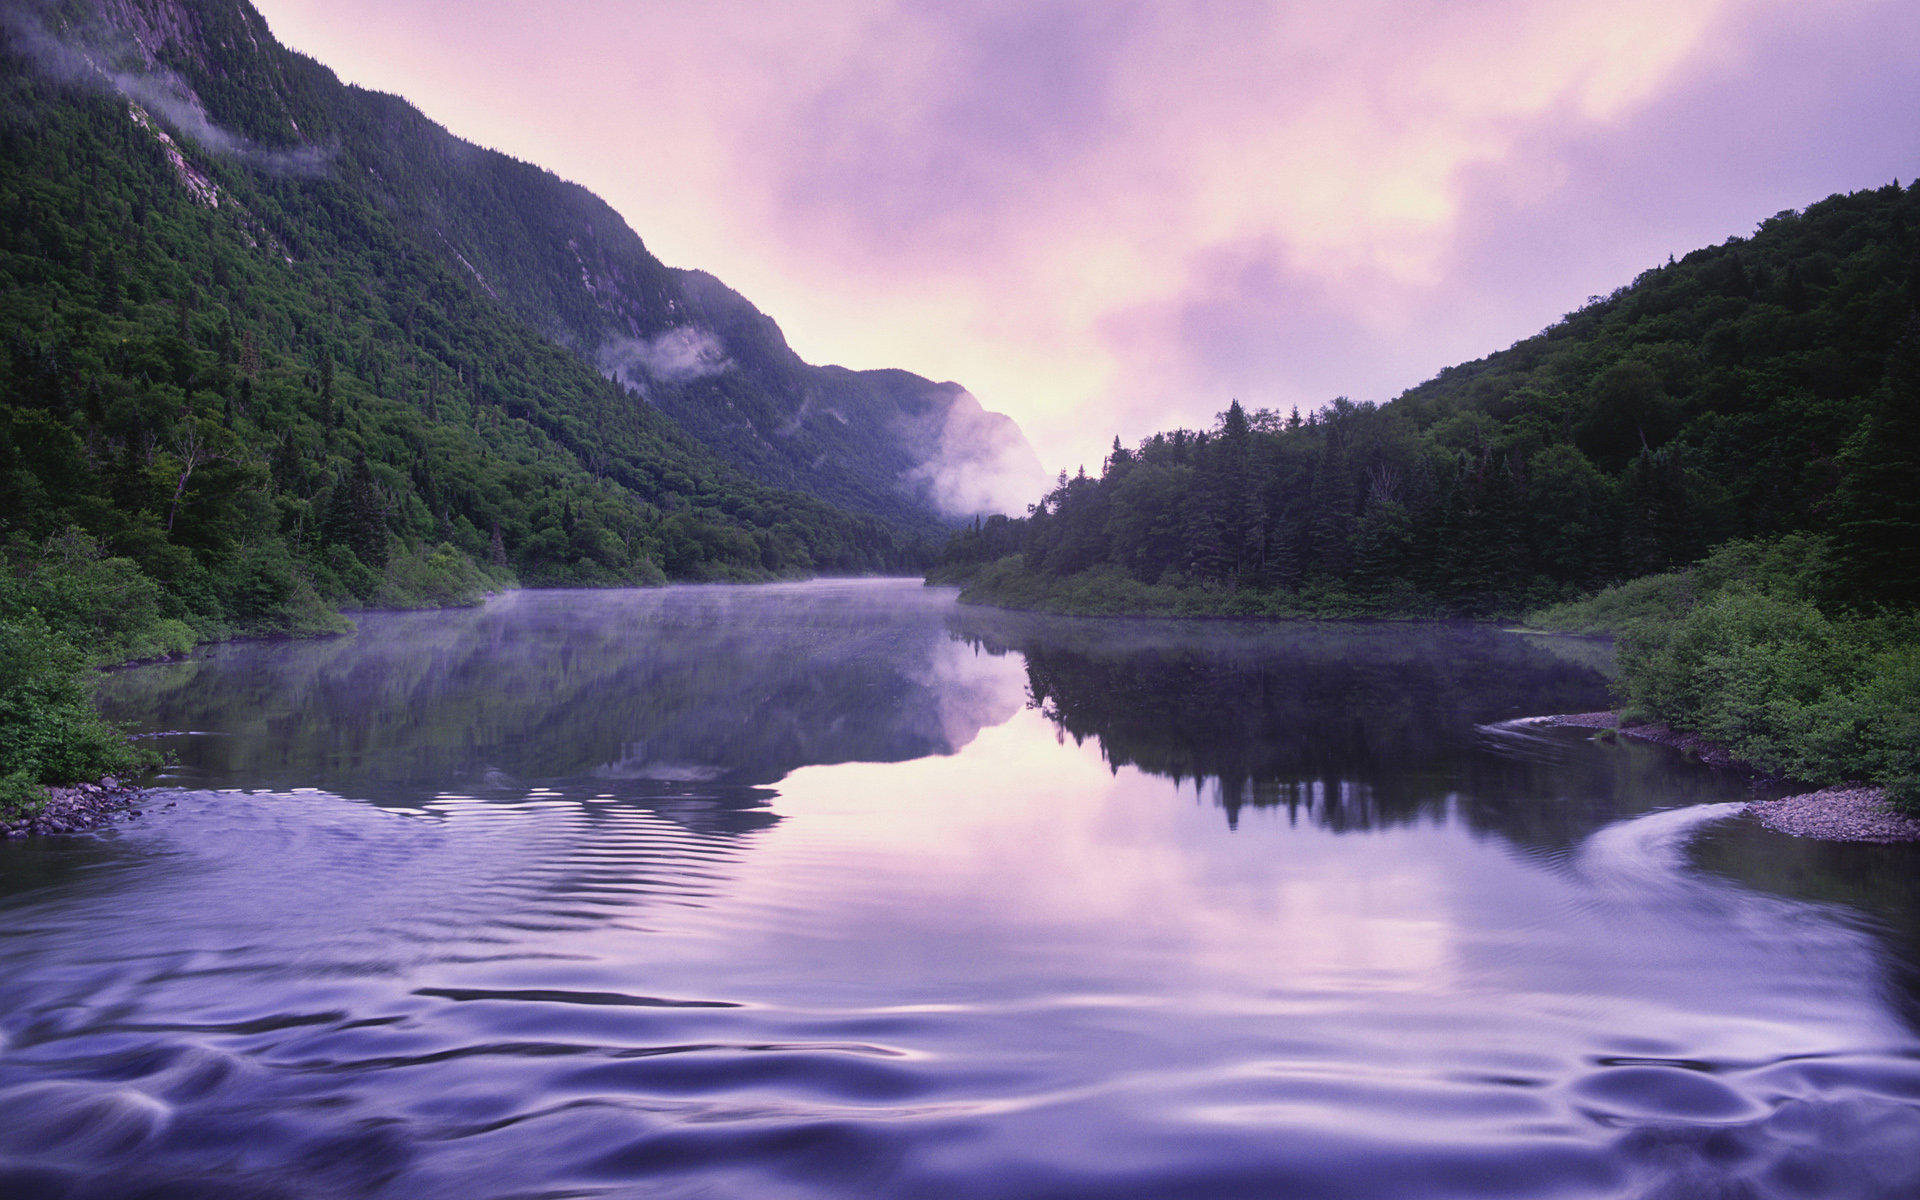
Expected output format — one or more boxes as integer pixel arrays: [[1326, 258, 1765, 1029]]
[[1615, 586, 1920, 801], [372, 542, 501, 610], [943, 183, 1920, 619], [1528, 571, 1697, 634], [1536, 533, 1917, 806], [1527, 533, 1832, 633], [1829, 318, 1920, 607], [0, 613, 153, 816]]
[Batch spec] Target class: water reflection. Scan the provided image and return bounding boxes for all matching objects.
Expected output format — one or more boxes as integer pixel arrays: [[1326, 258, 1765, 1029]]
[[952, 608, 1751, 848], [99, 581, 1027, 806], [0, 582, 1913, 1199]]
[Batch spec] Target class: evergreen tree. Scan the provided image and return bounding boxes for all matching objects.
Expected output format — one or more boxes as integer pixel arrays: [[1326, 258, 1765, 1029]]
[[1831, 318, 1920, 605]]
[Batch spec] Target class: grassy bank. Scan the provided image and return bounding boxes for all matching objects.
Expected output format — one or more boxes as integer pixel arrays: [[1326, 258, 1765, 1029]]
[[936, 556, 1477, 621], [1528, 536, 1920, 812]]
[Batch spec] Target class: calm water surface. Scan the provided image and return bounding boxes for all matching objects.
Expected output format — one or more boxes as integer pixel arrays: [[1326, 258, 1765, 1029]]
[[4, 580, 1919, 1199]]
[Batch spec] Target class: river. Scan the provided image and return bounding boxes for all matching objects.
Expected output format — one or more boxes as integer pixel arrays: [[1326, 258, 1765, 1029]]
[[3, 580, 1917, 1199]]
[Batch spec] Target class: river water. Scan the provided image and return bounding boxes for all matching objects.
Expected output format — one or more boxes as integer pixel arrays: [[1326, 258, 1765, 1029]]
[[3, 580, 1918, 1199]]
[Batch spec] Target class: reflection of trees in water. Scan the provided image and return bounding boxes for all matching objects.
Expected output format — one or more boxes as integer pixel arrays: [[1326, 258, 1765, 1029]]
[[950, 608, 1751, 847], [102, 587, 1025, 806]]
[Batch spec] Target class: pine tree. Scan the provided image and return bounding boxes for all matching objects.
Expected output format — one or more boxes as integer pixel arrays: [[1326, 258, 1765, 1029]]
[[1831, 317, 1920, 606]]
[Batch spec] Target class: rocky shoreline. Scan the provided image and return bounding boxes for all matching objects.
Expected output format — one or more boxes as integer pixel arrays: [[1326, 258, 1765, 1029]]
[[1, 777, 153, 839], [1530, 711, 1920, 843], [1747, 785, 1920, 844]]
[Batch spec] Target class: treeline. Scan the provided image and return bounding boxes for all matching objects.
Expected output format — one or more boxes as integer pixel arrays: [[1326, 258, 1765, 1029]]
[[940, 183, 1920, 618]]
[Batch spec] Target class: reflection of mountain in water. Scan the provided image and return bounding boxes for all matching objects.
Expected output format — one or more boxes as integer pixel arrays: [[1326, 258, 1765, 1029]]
[[949, 609, 1751, 846], [101, 583, 1026, 807]]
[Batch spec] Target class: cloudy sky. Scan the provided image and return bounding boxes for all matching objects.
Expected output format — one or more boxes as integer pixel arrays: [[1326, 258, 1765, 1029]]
[[251, 0, 1919, 478]]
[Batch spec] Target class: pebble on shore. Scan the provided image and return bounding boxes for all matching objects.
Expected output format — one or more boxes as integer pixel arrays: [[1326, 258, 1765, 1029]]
[[0, 776, 150, 839], [1529, 711, 1920, 844]]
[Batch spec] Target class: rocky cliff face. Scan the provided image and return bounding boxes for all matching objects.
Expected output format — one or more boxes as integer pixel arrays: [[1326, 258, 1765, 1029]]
[[29, 0, 1045, 527]]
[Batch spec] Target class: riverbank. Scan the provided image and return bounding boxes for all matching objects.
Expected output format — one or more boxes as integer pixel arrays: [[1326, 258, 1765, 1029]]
[[1533, 711, 1920, 843], [937, 560, 1481, 621], [1749, 786, 1920, 843], [0, 776, 152, 839], [1532, 710, 1745, 768]]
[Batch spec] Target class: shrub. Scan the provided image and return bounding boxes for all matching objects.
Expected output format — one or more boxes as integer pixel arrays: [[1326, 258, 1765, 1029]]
[[374, 541, 498, 609], [2, 529, 173, 663], [1528, 570, 1696, 633], [1618, 584, 1920, 800], [0, 615, 153, 817]]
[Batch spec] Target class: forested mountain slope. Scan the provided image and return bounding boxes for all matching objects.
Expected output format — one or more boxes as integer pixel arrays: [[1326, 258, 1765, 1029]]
[[23, 0, 1040, 530], [942, 182, 1920, 618], [1, 0, 1049, 633]]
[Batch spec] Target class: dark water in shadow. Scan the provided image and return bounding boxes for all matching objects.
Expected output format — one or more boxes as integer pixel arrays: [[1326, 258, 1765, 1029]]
[[2, 580, 1917, 1199]]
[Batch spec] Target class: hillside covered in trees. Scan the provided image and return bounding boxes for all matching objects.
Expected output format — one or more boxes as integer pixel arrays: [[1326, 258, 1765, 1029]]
[[1, 0, 968, 619], [940, 182, 1920, 619], [9, 0, 1041, 537]]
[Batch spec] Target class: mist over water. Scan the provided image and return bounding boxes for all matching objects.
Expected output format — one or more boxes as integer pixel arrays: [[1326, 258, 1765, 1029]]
[[3, 581, 1918, 1198]]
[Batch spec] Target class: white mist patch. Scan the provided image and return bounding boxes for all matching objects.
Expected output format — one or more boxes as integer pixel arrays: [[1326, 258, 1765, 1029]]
[[898, 387, 1049, 518], [597, 327, 733, 393]]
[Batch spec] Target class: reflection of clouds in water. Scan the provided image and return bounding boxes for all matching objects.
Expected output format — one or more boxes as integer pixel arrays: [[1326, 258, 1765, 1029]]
[[755, 709, 1920, 1197], [908, 635, 1032, 763], [759, 710, 1464, 993]]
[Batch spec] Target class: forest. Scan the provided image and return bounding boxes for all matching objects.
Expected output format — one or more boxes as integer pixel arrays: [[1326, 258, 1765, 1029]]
[[937, 182, 1920, 808]]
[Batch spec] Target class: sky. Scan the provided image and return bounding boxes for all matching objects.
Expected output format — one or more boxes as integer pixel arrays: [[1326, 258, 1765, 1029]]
[[249, 0, 1920, 479]]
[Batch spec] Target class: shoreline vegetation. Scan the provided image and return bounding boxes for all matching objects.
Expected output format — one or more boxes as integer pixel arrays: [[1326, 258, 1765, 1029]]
[[10, 552, 1915, 842], [1530, 536, 1919, 826], [0, 526, 467, 825]]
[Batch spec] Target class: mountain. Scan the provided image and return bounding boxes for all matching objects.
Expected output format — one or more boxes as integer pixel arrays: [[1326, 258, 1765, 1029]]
[[1, 0, 1043, 565], [0, 0, 1054, 638], [73, 0, 1042, 528], [938, 180, 1920, 616], [619, 271, 1044, 523]]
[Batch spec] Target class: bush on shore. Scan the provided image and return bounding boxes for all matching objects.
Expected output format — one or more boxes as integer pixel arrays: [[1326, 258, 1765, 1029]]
[[1534, 535, 1920, 813], [0, 615, 154, 817], [1619, 590, 1919, 806], [0, 525, 526, 812], [1528, 533, 1832, 634]]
